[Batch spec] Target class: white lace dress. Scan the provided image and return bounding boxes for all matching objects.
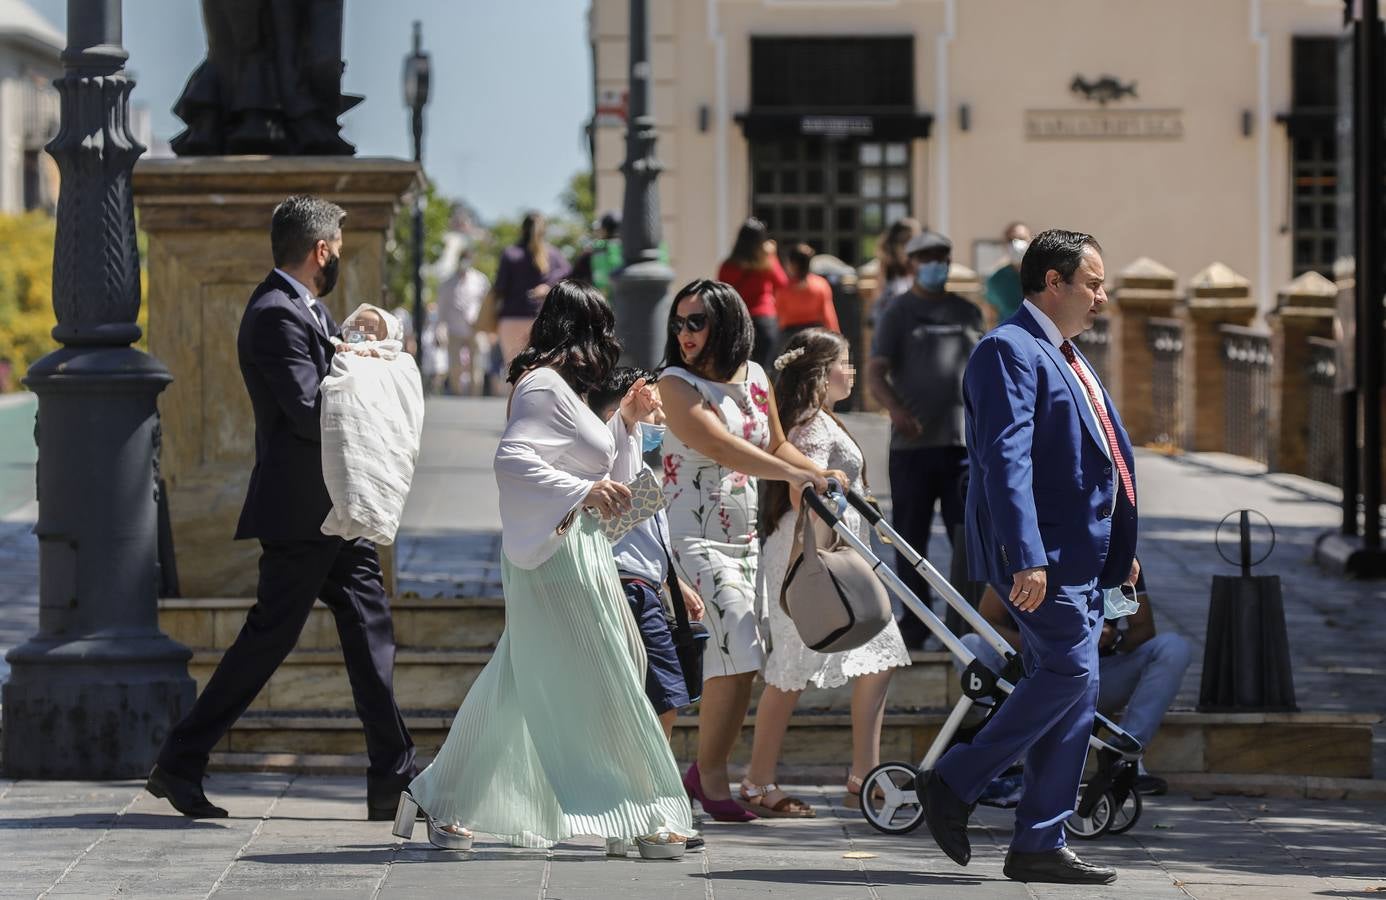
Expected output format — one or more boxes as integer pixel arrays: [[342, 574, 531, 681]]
[[760, 410, 912, 691]]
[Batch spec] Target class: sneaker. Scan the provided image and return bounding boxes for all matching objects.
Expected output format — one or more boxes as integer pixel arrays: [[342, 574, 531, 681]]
[[977, 772, 1025, 808]]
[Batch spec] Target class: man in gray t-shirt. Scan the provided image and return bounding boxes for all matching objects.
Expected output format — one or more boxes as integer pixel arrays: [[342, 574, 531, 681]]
[[867, 230, 984, 645]]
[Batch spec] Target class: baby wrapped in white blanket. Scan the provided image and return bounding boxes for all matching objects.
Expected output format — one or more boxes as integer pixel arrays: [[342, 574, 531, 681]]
[[319, 303, 425, 545]]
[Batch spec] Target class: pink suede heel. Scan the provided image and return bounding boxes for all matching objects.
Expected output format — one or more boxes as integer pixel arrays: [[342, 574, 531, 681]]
[[683, 763, 758, 823]]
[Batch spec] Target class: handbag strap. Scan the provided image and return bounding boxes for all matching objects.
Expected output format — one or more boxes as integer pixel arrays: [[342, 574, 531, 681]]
[[660, 539, 691, 633]]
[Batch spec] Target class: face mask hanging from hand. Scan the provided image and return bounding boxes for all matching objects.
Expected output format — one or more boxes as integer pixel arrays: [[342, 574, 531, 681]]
[[915, 260, 950, 292]]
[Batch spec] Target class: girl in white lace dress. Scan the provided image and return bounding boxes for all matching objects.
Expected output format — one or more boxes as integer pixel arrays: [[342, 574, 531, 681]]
[[741, 329, 911, 816]]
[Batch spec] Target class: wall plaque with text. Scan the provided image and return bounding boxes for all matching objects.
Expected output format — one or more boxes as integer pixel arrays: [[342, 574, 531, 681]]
[[1024, 109, 1184, 140]]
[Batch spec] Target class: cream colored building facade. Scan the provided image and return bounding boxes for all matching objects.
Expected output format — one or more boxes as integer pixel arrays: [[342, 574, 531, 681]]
[[588, 0, 1344, 310]]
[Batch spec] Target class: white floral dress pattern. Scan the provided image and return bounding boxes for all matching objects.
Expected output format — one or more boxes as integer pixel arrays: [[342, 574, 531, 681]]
[[660, 363, 771, 678], [761, 411, 911, 691]]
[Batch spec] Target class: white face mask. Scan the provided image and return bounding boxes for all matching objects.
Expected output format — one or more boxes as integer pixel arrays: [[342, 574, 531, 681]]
[[1103, 583, 1140, 619], [1009, 238, 1029, 265]]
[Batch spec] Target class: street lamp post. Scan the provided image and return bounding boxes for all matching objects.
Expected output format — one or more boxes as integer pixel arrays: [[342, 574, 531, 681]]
[[403, 21, 430, 373], [2, 0, 194, 778], [610, 0, 675, 370]]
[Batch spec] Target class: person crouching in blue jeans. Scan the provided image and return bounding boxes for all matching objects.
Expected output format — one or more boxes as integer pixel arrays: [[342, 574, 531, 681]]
[[957, 571, 1193, 803], [589, 367, 707, 740]]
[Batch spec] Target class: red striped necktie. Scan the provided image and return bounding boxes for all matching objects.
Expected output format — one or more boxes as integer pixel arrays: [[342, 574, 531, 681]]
[[1060, 340, 1135, 507]]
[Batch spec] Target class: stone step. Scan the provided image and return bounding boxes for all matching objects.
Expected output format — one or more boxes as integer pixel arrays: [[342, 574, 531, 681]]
[[211, 710, 1378, 778], [186, 647, 961, 714], [161, 597, 506, 652]]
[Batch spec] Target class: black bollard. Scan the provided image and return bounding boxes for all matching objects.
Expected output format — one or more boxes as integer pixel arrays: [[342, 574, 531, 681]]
[[1197, 510, 1297, 711]]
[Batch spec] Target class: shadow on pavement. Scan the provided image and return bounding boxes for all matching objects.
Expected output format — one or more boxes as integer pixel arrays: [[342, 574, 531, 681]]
[[0, 812, 225, 830], [701, 868, 985, 887]]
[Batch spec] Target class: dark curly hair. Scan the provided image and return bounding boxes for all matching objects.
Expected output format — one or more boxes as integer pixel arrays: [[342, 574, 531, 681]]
[[588, 365, 654, 420], [759, 329, 865, 537], [507, 279, 621, 395], [659, 279, 754, 381]]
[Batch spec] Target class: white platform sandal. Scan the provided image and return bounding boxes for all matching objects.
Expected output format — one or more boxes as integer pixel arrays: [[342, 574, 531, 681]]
[[391, 791, 474, 850]]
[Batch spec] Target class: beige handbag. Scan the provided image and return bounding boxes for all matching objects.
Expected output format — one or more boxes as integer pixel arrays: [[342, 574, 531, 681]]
[[779, 499, 893, 653]]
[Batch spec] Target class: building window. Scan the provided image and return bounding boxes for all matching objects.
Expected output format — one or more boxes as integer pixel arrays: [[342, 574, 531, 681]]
[[752, 138, 911, 266], [1288, 36, 1339, 277]]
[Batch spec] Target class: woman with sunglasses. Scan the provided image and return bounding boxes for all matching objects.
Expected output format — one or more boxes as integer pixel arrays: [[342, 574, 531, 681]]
[[658, 279, 841, 821]]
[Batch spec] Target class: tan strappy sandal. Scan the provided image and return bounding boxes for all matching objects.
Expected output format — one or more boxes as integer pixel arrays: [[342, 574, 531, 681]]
[[843, 773, 885, 811], [738, 780, 815, 818]]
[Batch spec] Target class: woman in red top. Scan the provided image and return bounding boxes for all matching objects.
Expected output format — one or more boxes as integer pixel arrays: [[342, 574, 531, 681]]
[[717, 218, 787, 371], [774, 243, 839, 353]]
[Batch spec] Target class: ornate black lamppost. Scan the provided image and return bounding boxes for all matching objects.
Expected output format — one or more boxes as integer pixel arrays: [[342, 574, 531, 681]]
[[403, 21, 430, 373], [610, 0, 675, 369], [2, 0, 194, 778]]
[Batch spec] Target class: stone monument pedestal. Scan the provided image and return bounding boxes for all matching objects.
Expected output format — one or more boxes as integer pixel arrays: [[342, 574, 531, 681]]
[[133, 157, 421, 598]]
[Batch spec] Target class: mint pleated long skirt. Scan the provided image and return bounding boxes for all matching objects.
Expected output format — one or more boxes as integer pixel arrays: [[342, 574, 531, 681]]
[[408, 514, 694, 848]]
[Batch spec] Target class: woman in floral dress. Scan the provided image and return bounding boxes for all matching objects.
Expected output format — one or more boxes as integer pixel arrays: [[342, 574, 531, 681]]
[[659, 279, 840, 821]]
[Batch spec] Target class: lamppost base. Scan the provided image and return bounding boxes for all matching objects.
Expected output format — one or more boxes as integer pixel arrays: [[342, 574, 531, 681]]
[[610, 260, 675, 371], [1313, 531, 1386, 578], [3, 637, 194, 779]]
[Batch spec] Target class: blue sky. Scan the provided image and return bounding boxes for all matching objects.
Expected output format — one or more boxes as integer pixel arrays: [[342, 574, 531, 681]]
[[28, 0, 593, 222]]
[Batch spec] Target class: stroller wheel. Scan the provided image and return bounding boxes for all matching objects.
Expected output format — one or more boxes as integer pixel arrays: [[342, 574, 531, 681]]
[[1064, 788, 1113, 840], [859, 762, 925, 835], [1107, 787, 1142, 835]]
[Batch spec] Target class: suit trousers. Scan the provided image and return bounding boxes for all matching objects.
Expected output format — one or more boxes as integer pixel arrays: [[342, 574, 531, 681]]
[[158, 537, 415, 789], [934, 578, 1103, 853]]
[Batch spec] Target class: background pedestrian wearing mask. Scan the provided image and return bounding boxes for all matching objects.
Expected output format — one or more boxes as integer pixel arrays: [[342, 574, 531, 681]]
[[866, 230, 984, 648], [985, 221, 1032, 324]]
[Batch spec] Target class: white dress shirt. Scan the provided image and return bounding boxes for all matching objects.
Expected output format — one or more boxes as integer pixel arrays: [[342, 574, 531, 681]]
[[1022, 299, 1110, 460]]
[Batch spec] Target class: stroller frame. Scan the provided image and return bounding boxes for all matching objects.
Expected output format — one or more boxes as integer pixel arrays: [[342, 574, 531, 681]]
[[802, 484, 1145, 840]]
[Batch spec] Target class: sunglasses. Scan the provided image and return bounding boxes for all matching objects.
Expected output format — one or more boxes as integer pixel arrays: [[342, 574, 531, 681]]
[[669, 313, 709, 335]]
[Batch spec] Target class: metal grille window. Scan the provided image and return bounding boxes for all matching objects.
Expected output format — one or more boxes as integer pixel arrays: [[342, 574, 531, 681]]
[[1306, 336, 1342, 485], [1221, 325, 1273, 465], [751, 37, 913, 109], [752, 138, 911, 265], [1073, 316, 1112, 388], [1147, 318, 1185, 449]]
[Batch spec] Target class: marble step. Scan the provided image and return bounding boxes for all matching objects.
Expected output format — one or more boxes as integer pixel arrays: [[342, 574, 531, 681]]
[[161, 597, 507, 652], [185, 647, 964, 714], [210, 709, 1377, 778]]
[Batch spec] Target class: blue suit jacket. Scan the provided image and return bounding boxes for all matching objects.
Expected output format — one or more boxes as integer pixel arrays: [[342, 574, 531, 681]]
[[962, 305, 1137, 591], [234, 271, 339, 542]]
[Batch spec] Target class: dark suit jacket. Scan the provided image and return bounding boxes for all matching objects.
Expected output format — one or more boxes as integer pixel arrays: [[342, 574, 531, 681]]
[[235, 270, 339, 542], [962, 304, 1138, 591]]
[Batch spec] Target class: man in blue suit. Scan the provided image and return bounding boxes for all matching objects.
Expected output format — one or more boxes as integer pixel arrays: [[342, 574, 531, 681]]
[[147, 196, 416, 820], [919, 230, 1138, 885]]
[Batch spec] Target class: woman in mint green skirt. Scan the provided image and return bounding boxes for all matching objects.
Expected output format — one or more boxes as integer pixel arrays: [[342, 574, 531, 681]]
[[391, 281, 694, 859]]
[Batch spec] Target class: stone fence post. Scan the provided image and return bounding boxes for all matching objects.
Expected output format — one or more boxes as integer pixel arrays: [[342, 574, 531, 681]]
[[1111, 257, 1182, 446], [1269, 271, 1338, 475], [1182, 263, 1257, 451]]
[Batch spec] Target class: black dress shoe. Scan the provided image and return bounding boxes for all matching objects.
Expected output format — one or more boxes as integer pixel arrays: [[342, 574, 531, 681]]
[[367, 769, 421, 821], [1003, 846, 1117, 884], [145, 765, 228, 818], [919, 769, 973, 867], [1134, 773, 1168, 796]]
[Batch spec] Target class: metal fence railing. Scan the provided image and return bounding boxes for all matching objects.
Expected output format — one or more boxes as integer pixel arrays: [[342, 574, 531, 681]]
[[1073, 315, 1111, 388], [1221, 325, 1273, 465], [1147, 317, 1185, 448], [1306, 336, 1341, 485]]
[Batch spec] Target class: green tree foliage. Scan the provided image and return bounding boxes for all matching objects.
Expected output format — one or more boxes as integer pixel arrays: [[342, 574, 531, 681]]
[[385, 181, 455, 311], [0, 213, 56, 388]]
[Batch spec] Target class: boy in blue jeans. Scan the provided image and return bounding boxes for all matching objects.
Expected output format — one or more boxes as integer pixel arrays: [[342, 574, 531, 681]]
[[589, 367, 706, 740]]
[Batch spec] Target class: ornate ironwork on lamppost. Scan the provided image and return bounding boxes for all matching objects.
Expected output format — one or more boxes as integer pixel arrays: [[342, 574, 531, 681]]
[[2, 0, 194, 778], [403, 20, 430, 373], [610, 0, 675, 370]]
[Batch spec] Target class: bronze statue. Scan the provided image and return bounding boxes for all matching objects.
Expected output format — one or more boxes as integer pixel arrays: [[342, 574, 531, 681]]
[[171, 0, 363, 156]]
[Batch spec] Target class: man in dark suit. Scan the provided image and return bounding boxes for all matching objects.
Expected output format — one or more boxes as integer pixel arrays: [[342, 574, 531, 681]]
[[919, 230, 1138, 885], [147, 195, 415, 820]]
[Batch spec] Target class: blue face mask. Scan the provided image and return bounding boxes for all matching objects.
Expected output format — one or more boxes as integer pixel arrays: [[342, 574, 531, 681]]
[[916, 260, 950, 292], [641, 423, 667, 453]]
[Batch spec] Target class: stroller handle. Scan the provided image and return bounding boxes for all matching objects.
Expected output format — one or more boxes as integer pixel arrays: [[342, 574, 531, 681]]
[[800, 479, 848, 525]]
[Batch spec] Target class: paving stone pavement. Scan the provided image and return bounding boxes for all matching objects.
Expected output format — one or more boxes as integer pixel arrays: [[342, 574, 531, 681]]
[[0, 773, 1383, 899]]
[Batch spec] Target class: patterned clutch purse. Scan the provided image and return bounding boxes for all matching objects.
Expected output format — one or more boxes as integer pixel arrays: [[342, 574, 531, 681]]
[[591, 467, 667, 544]]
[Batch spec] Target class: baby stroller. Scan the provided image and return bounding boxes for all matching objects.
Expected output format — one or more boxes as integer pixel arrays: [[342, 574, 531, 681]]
[[801, 483, 1146, 841]]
